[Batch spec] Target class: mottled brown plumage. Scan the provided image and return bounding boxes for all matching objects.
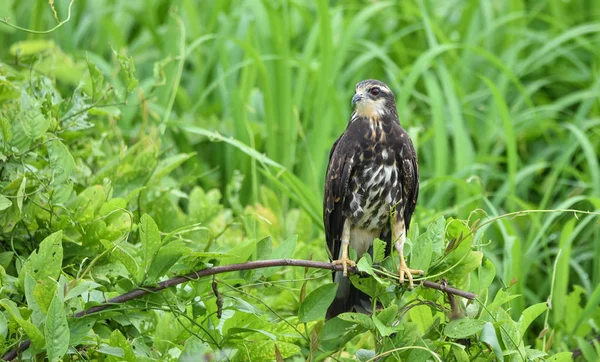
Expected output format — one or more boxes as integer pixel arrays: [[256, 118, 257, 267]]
[[324, 80, 420, 319]]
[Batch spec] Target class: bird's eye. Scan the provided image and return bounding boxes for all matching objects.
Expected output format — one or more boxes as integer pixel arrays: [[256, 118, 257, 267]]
[[369, 87, 380, 96]]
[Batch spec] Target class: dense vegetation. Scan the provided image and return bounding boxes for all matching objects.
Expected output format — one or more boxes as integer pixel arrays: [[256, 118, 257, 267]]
[[1, 0, 599, 360]]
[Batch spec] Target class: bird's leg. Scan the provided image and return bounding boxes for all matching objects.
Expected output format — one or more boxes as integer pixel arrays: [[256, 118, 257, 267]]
[[394, 219, 423, 288], [332, 220, 355, 277]]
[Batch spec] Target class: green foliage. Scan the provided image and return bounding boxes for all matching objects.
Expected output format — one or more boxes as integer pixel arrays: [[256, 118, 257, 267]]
[[1, 0, 600, 361], [45, 294, 69, 361], [298, 283, 338, 323]]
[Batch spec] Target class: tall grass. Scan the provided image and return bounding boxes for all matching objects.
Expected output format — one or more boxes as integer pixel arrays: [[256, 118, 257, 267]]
[[3, 0, 600, 350]]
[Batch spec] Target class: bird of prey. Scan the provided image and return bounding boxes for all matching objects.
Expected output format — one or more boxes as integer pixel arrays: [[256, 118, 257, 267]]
[[324, 79, 421, 318]]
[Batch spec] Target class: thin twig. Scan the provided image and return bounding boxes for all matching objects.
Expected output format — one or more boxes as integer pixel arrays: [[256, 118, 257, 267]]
[[0, 0, 75, 34], [2, 259, 475, 361]]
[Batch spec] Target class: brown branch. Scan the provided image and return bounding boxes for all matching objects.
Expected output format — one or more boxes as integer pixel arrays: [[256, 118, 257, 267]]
[[2, 259, 475, 361]]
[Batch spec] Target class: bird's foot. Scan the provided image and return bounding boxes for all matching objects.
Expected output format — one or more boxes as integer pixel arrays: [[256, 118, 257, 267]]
[[399, 261, 424, 289], [332, 257, 356, 277]]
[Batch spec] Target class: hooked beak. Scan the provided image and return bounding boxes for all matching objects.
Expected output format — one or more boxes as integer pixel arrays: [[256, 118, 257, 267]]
[[351, 93, 363, 108]]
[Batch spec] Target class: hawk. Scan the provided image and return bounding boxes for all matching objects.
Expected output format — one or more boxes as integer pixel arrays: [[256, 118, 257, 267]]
[[324, 79, 421, 318]]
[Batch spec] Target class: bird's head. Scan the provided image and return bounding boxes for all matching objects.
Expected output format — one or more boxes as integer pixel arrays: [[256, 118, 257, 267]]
[[351, 79, 397, 120]]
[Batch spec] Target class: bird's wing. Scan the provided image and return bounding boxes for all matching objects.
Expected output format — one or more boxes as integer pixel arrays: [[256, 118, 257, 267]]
[[399, 133, 419, 230], [324, 135, 355, 261]]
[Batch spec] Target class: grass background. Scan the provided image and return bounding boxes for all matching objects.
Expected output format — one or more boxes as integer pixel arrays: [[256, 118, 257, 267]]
[[1, 0, 600, 359]]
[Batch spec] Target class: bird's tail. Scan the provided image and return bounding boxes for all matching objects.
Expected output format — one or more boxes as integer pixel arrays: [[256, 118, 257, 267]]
[[326, 270, 373, 320]]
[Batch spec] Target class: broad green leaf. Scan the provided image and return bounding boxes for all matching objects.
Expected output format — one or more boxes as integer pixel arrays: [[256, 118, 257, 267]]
[[408, 304, 433, 334], [255, 234, 297, 279], [420, 216, 445, 260], [231, 340, 300, 362], [188, 186, 223, 223], [180, 337, 208, 362], [372, 238, 386, 263], [407, 344, 437, 362], [114, 50, 138, 95], [496, 307, 523, 356], [526, 348, 547, 359], [350, 273, 383, 298], [255, 236, 273, 261], [572, 283, 600, 335], [471, 257, 495, 295], [154, 312, 183, 354], [451, 344, 469, 362], [356, 349, 376, 362], [0, 299, 45, 349], [0, 195, 11, 211], [69, 318, 95, 346], [16, 176, 25, 213], [0, 116, 12, 142], [447, 251, 483, 289], [62, 86, 94, 131], [18, 231, 63, 288], [227, 328, 276, 341], [481, 322, 503, 361], [0, 312, 7, 339], [463, 251, 483, 273], [24, 274, 44, 325], [65, 280, 101, 301], [221, 239, 258, 266], [546, 352, 573, 361], [33, 277, 56, 315], [18, 103, 49, 141], [566, 285, 587, 336], [70, 185, 105, 223], [372, 314, 394, 337], [444, 318, 486, 339], [0, 252, 12, 268], [86, 56, 105, 100], [160, 222, 207, 244], [145, 243, 183, 283], [518, 302, 547, 337], [445, 220, 474, 264], [45, 294, 69, 361], [138, 213, 161, 284], [50, 180, 73, 204], [320, 317, 362, 351], [9, 118, 31, 151], [107, 329, 136, 362], [228, 296, 263, 316], [99, 239, 138, 278], [299, 283, 338, 323], [271, 234, 297, 259], [377, 304, 399, 326], [338, 312, 375, 329], [97, 345, 125, 358], [149, 153, 195, 184], [410, 233, 432, 273], [9, 39, 55, 56], [356, 253, 386, 284], [487, 289, 521, 312], [48, 140, 76, 185]]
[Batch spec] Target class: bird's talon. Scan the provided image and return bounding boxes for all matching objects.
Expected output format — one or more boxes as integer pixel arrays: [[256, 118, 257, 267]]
[[399, 263, 424, 289], [332, 257, 356, 277]]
